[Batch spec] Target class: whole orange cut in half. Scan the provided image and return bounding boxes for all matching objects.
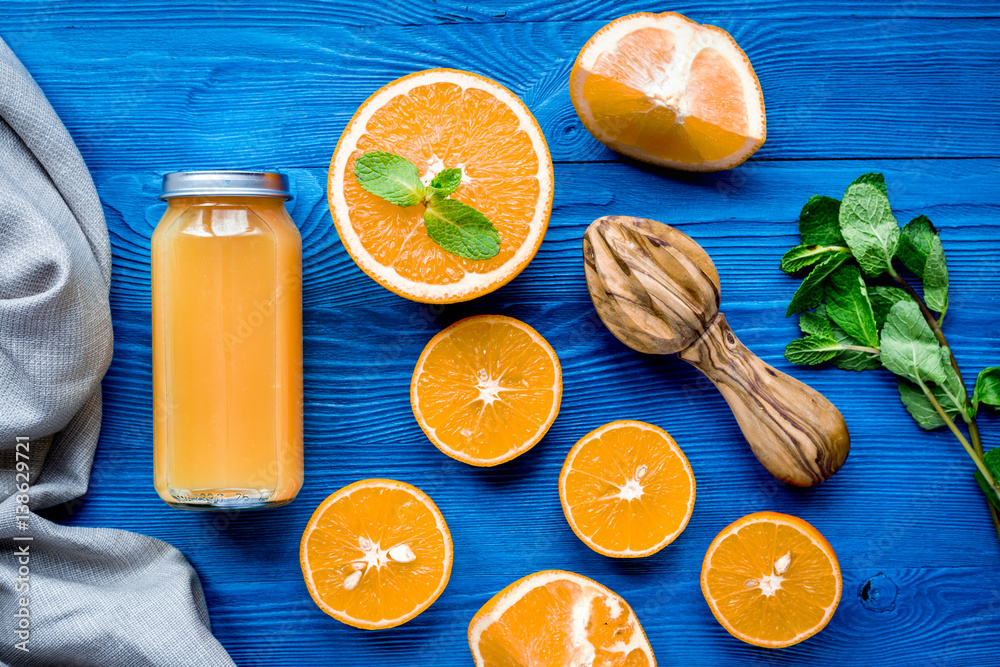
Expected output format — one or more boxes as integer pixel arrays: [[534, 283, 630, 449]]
[[411, 315, 561, 466], [329, 68, 554, 303], [560, 420, 695, 558], [468, 570, 656, 666], [701, 511, 842, 648], [299, 479, 453, 629], [570, 12, 766, 171]]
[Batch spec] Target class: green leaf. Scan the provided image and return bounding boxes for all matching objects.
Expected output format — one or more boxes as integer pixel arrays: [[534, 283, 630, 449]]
[[839, 173, 900, 277], [785, 335, 842, 365], [868, 285, 912, 330], [897, 215, 948, 313], [423, 198, 500, 260], [780, 245, 849, 274], [428, 167, 462, 198], [879, 300, 949, 384], [799, 305, 834, 337], [825, 264, 879, 348], [897, 378, 956, 430], [973, 366, 1000, 414], [829, 321, 881, 371], [353, 151, 426, 207], [974, 448, 1000, 511], [786, 252, 850, 316], [799, 195, 845, 245], [852, 172, 888, 195]]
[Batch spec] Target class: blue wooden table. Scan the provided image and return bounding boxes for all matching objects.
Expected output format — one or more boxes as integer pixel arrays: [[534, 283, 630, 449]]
[[5, 1, 1000, 664]]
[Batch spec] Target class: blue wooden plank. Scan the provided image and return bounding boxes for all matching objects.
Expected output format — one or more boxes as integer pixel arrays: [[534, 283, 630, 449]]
[[3, 0, 997, 26], [53, 158, 1000, 665], [3, 17, 1000, 168]]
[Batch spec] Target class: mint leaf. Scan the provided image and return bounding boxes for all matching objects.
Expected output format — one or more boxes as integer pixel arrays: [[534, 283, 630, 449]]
[[785, 335, 841, 365], [852, 172, 888, 195], [898, 378, 958, 430], [898, 216, 948, 313], [839, 173, 900, 277], [829, 321, 881, 371], [428, 168, 462, 198], [799, 195, 844, 245], [868, 285, 912, 330], [975, 448, 1000, 511], [799, 305, 834, 337], [781, 245, 849, 274], [786, 252, 850, 316], [973, 366, 1000, 414], [423, 198, 500, 260], [880, 300, 948, 384], [354, 151, 426, 207], [825, 264, 879, 348]]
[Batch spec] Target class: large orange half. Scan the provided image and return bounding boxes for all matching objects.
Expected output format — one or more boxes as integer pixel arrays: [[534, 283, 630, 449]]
[[701, 511, 842, 648], [570, 12, 766, 171], [329, 69, 554, 303], [468, 570, 656, 666], [300, 479, 453, 629]]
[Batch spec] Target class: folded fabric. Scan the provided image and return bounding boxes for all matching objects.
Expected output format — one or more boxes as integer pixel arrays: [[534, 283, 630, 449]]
[[0, 38, 235, 666]]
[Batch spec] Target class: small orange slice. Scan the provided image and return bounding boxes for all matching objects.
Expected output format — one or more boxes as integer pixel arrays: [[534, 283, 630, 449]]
[[570, 12, 766, 171], [559, 420, 695, 558], [329, 68, 554, 303], [411, 315, 561, 466], [300, 479, 453, 630], [701, 511, 842, 648], [468, 570, 656, 666]]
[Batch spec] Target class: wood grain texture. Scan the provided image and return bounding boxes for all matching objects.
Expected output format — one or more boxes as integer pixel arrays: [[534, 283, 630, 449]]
[[4, 0, 999, 27], [679, 313, 850, 486], [9, 2, 1000, 664], [4, 18, 1000, 169]]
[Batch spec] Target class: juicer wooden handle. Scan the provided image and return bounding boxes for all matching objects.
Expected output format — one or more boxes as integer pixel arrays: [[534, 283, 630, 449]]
[[678, 313, 850, 486]]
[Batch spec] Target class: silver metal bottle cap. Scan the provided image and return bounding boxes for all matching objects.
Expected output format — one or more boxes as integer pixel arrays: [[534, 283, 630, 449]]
[[159, 171, 293, 200]]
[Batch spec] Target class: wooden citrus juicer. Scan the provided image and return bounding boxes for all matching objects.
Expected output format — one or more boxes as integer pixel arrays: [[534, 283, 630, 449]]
[[583, 215, 850, 486]]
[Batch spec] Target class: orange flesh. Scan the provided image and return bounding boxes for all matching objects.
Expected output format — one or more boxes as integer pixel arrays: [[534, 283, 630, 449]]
[[413, 317, 560, 463], [301, 482, 450, 627], [581, 26, 751, 163], [476, 578, 651, 666], [703, 515, 840, 646], [345, 82, 541, 284], [562, 423, 694, 555]]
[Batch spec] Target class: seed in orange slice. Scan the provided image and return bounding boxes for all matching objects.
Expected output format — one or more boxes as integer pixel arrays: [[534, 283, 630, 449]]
[[329, 68, 554, 303], [570, 12, 766, 171], [701, 511, 842, 648], [411, 315, 561, 466], [299, 479, 453, 630], [559, 420, 695, 558], [468, 570, 656, 666]]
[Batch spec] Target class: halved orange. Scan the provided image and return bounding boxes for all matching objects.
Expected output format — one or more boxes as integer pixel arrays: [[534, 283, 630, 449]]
[[299, 479, 453, 629], [411, 315, 561, 466], [559, 420, 695, 558], [329, 68, 554, 303], [468, 570, 656, 666], [701, 511, 842, 648], [570, 12, 766, 171]]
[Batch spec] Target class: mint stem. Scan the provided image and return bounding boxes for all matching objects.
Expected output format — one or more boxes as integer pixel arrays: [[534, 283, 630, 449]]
[[918, 377, 1000, 496], [893, 269, 1000, 542]]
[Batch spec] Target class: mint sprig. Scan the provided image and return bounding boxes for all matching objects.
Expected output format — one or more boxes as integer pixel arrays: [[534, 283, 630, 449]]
[[779, 172, 1000, 545], [352, 152, 500, 261]]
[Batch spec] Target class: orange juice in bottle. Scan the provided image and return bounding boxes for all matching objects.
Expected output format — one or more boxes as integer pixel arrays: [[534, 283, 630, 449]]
[[152, 171, 302, 509]]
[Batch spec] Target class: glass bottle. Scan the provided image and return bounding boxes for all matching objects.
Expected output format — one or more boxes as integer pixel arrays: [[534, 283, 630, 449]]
[[152, 171, 303, 510]]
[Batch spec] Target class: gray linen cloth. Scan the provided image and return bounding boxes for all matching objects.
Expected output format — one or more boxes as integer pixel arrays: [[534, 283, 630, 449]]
[[0, 39, 236, 666]]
